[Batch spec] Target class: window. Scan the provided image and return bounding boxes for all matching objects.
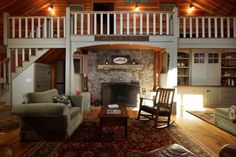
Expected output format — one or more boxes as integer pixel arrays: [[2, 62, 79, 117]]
[[208, 53, 218, 63], [194, 53, 205, 63]]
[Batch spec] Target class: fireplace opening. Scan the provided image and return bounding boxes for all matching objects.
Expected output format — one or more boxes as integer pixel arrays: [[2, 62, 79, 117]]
[[102, 82, 140, 107]]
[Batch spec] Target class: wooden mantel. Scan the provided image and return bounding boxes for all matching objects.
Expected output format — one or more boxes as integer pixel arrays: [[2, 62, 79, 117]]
[[97, 64, 144, 71]]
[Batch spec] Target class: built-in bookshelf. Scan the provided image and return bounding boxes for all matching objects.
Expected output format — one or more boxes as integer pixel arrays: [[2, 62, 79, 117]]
[[221, 52, 236, 86], [177, 52, 190, 85]]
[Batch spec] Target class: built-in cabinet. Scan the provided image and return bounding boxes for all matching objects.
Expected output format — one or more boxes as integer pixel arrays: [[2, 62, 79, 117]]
[[177, 50, 236, 87], [221, 52, 236, 87], [177, 86, 236, 108], [177, 52, 190, 85]]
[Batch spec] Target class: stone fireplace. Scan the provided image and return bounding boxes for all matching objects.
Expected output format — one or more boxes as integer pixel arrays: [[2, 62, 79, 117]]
[[87, 49, 154, 106]]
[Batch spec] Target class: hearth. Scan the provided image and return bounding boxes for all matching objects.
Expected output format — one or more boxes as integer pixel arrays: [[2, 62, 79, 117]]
[[102, 82, 140, 107]]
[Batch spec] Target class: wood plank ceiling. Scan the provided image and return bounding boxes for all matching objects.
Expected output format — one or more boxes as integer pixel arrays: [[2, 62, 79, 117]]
[[0, 0, 236, 45]]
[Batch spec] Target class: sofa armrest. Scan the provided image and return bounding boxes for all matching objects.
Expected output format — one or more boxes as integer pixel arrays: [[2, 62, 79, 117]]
[[69, 95, 84, 113], [12, 103, 68, 117]]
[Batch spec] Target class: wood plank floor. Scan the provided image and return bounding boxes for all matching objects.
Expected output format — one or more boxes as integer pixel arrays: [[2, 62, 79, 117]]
[[0, 107, 236, 157]]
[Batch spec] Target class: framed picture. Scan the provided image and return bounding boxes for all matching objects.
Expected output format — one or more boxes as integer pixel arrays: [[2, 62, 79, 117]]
[[111, 55, 130, 65]]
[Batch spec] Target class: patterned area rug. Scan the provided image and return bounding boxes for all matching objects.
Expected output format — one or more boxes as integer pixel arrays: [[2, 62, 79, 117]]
[[0, 110, 19, 133], [24, 120, 214, 157], [186, 109, 215, 125]]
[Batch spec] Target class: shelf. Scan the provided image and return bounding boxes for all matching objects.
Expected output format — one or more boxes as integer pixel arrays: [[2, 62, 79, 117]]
[[97, 64, 144, 71]]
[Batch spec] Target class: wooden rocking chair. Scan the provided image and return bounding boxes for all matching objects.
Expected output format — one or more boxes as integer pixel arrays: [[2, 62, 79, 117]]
[[137, 87, 175, 128]]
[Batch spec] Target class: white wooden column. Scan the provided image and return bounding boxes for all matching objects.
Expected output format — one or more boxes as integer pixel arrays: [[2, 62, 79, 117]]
[[87, 13, 90, 35], [74, 14, 77, 35], [214, 17, 218, 38], [57, 16, 60, 37], [81, 13, 84, 35], [120, 13, 123, 35], [25, 17, 28, 38], [133, 13, 136, 35], [19, 18, 22, 38], [94, 13, 97, 35], [196, 17, 199, 38], [160, 13, 163, 35], [153, 13, 156, 35], [208, 17, 211, 38], [202, 17, 205, 38], [15, 49, 18, 67], [140, 13, 143, 35]]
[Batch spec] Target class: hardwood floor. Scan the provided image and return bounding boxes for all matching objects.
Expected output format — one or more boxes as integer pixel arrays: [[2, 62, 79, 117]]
[[1, 107, 236, 157]]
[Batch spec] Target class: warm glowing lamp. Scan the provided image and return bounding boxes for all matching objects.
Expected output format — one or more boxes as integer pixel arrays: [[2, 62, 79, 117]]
[[48, 5, 53, 11], [190, 4, 195, 11], [134, 3, 139, 11]]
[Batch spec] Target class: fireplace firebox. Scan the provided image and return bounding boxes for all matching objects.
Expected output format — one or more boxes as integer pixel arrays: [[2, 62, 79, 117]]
[[102, 82, 140, 107]]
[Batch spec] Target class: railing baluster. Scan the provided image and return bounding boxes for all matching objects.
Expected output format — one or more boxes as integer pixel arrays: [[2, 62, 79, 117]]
[[133, 13, 136, 35], [127, 13, 130, 35], [12, 18, 15, 38], [114, 13, 116, 35], [196, 17, 199, 38], [234, 17, 236, 38], [25, 17, 28, 38], [190, 17, 192, 38], [227, 17, 230, 38], [44, 17, 47, 38], [31, 17, 34, 38], [166, 13, 169, 35], [208, 17, 211, 38], [120, 13, 123, 35], [50, 17, 54, 38], [100, 13, 103, 35], [29, 48, 32, 56], [220, 17, 224, 38], [81, 13, 84, 35], [63, 17, 66, 38], [57, 16, 60, 37], [214, 17, 218, 38], [183, 17, 186, 38], [19, 18, 22, 38], [202, 17, 205, 38], [107, 13, 109, 35], [94, 13, 97, 35], [160, 13, 163, 35], [22, 48, 25, 62], [87, 13, 90, 35], [37, 18, 40, 38], [140, 13, 143, 35], [146, 13, 149, 35], [153, 13, 156, 35], [74, 14, 77, 35], [15, 49, 18, 67]]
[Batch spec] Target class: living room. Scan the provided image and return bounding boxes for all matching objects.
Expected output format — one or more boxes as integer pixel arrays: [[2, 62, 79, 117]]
[[0, 0, 236, 156]]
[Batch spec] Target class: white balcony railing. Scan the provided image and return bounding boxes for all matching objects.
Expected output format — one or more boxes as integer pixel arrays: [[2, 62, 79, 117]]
[[179, 16, 236, 38], [7, 12, 236, 39], [8, 16, 66, 38], [71, 11, 174, 36]]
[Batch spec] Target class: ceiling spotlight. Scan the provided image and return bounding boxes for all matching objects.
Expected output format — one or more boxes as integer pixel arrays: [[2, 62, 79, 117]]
[[48, 5, 53, 11], [190, 4, 195, 10], [134, 2, 139, 11]]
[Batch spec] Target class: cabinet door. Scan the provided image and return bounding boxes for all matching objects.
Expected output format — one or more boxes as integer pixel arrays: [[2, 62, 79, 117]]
[[192, 53, 207, 85], [192, 52, 220, 85], [206, 88, 220, 108]]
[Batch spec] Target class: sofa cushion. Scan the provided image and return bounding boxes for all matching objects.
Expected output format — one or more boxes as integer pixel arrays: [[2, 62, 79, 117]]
[[69, 107, 81, 120], [28, 89, 59, 103], [215, 108, 229, 119]]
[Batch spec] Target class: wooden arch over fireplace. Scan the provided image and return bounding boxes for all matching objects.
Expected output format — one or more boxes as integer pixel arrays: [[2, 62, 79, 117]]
[[78, 44, 166, 90]]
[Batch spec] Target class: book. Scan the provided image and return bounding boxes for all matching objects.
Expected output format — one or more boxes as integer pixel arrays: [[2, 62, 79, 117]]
[[108, 104, 119, 108], [106, 109, 121, 114]]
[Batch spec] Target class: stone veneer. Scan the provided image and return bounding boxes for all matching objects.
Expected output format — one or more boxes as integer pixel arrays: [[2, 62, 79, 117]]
[[88, 49, 154, 104]]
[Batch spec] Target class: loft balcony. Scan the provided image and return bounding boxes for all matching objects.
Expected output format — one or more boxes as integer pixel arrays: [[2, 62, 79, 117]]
[[4, 8, 236, 48]]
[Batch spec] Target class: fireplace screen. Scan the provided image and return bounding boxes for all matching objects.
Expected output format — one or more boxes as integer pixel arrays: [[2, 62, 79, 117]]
[[102, 82, 140, 107]]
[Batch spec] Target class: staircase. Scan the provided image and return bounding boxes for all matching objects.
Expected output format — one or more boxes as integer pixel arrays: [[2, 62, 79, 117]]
[[0, 48, 50, 105]]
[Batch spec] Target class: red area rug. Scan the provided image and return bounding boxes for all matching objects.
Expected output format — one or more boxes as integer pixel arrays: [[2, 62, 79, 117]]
[[24, 120, 214, 157]]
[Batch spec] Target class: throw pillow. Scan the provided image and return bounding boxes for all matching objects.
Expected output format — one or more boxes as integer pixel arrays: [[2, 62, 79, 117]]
[[229, 105, 236, 123], [52, 95, 71, 107]]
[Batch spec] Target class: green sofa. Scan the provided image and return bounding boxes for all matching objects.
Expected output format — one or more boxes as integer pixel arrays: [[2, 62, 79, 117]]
[[215, 108, 236, 136], [12, 89, 84, 141]]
